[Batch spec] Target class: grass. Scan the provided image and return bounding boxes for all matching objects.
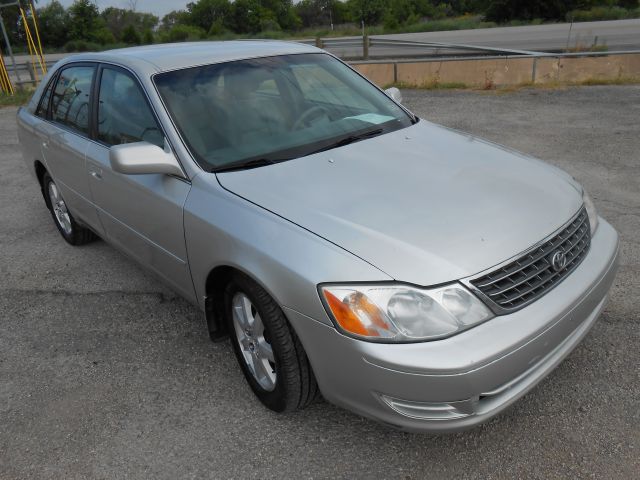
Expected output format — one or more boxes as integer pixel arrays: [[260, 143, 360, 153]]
[[568, 6, 640, 22], [0, 89, 32, 107], [386, 80, 469, 90], [571, 76, 640, 87]]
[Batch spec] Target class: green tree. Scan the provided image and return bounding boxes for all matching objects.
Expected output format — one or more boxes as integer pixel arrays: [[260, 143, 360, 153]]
[[228, 0, 264, 33], [617, 0, 639, 8], [142, 28, 154, 44], [295, 0, 329, 28], [121, 24, 141, 44], [160, 10, 191, 31], [160, 24, 206, 42], [101, 7, 158, 42], [346, 0, 387, 25], [36, 0, 70, 48], [485, 0, 586, 21], [67, 0, 101, 41], [186, 0, 231, 31]]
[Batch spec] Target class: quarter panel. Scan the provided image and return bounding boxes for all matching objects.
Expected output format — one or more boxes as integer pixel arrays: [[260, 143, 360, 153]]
[[16, 108, 44, 180]]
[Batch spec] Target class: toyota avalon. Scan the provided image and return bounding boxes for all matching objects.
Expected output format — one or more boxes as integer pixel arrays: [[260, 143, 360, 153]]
[[16, 41, 619, 432]]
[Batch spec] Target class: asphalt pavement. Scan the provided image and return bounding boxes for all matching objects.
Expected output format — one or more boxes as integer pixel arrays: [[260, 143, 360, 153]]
[[1, 85, 638, 479]]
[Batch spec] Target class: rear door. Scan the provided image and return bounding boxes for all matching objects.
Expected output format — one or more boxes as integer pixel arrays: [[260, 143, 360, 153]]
[[38, 63, 103, 233], [85, 64, 195, 303]]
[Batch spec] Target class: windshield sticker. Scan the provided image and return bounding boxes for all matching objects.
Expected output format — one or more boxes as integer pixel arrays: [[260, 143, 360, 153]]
[[345, 113, 396, 125]]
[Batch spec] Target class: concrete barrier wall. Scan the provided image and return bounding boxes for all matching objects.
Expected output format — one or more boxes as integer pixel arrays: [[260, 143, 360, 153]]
[[535, 53, 640, 84], [351, 52, 640, 88]]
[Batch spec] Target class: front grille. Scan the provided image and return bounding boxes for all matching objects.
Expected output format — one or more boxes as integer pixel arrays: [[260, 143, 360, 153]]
[[470, 208, 591, 313]]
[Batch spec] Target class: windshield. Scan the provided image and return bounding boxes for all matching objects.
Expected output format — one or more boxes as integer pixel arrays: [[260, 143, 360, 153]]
[[153, 53, 414, 171]]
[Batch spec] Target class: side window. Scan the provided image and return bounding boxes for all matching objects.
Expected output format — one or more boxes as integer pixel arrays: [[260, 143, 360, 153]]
[[97, 68, 163, 148], [35, 77, 55, 118], [50, 65, 94, 135]]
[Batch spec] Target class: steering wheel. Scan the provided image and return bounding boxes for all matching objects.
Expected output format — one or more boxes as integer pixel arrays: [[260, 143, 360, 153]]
[[292, 106, 329, 130]]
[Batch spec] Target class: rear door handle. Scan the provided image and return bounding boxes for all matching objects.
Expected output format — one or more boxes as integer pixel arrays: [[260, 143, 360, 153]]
[[42, 140, 48, 149]]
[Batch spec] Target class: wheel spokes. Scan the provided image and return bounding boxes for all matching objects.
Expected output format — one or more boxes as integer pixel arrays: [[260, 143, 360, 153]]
[[231, 292, 277, 391], [256, 339, 274, 363]]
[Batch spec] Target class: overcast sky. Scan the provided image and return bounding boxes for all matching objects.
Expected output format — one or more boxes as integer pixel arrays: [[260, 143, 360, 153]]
[[37, 0, 190, 18]]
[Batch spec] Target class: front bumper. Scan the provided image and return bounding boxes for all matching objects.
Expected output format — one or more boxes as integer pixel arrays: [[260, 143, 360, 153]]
[[286, 218, 619, 432]]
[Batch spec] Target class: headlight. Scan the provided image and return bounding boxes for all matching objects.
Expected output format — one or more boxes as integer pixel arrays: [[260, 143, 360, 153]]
[[583, 189, 599, 235], [319, 284, 494, 342]]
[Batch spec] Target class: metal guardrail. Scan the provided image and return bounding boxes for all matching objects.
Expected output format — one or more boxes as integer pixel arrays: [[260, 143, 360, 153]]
[[306, 36, 640, 61], [6, 60, 56, 85], [5, 39, 640, 88]]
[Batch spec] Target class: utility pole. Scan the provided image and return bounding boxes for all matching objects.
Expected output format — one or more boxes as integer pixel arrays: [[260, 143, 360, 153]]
[[0, 4, 21, 83]]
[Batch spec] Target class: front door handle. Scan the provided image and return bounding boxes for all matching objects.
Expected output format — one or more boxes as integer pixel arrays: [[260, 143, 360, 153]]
[[90, 170, 102, 180], [42, 140, 48, 149]]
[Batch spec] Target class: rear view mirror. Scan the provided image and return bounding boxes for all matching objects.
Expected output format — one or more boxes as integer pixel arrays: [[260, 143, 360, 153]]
[[385, 87, 403, 104], [109, 141, 185, 178]]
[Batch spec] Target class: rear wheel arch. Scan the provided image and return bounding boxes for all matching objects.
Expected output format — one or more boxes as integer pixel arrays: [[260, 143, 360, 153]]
[[34, 160, 48, 203]]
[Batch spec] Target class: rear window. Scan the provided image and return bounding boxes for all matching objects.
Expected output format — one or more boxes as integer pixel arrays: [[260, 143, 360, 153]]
[[50, 65, 94, 135], [35, 78, 55, 118]]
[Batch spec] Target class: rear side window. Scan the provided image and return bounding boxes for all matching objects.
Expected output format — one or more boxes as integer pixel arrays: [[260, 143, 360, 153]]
[[97, 68, 163, 148], [50, 65, 94, 135], [35, 78, 55, 118]]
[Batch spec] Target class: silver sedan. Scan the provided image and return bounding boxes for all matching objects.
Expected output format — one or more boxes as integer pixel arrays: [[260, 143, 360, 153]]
[[16, 41, 619, 432]]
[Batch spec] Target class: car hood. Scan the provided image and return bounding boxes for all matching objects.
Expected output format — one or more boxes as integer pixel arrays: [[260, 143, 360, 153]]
[[216, 121, 583, 286]]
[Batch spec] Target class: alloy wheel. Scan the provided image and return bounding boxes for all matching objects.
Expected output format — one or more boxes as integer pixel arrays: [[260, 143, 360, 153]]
[[48, 181, 72, 235], [231, 292, 277, 391]]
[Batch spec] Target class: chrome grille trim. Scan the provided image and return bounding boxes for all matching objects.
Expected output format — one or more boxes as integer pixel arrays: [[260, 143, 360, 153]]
[[466, 207, 591, 314]]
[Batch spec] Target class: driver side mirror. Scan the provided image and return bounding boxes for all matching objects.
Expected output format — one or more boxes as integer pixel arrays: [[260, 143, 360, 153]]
[[384, 87, 403, 104], [109, 141, 185, 178]]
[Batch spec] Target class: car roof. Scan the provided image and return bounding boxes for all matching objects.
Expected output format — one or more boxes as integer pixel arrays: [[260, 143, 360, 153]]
[[59, 40, 321, 76]]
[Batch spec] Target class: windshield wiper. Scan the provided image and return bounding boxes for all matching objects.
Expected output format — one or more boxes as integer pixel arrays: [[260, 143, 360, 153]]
[[212, 157, 279, 173], [307, 128, 384, 156]]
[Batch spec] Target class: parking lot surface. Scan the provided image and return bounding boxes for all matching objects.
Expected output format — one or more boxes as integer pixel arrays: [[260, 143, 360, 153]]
[[1, 86, 638, 479]]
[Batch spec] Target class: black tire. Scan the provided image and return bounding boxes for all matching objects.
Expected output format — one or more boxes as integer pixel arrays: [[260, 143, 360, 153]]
[[42, 172, 95, 246], [224, 272, 319, 412]]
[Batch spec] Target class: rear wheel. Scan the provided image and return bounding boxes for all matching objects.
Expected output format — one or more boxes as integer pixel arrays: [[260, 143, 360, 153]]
[[43, 172, 95, 246], [224, 273, 319, 412]]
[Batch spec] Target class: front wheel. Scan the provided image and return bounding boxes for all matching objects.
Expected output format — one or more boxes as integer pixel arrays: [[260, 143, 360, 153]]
[[224, 273, 319, 412]]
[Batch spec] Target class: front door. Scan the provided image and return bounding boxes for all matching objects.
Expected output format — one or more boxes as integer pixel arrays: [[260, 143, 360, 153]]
[[86, 65, 195, 303]]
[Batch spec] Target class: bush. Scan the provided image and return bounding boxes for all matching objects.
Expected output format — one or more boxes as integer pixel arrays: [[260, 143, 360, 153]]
[[142, 29, 154, 44], [64, 39, 101, 52], [568, 6, 639, 22], [121, 24, 142, 44], [260, 18, 282, 32], [160, 25, 206, 42], [383, 12, 400, 30], [208, 20, 229, 36], [91, 27, 115, 45]]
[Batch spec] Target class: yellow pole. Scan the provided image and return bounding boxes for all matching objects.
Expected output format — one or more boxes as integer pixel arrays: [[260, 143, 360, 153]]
[[29, 2, 46, 74], [0, 60, 7, 93], [19, 6, 41, 82], [0, 52, 10, 92], [0, 53, 15, 94]]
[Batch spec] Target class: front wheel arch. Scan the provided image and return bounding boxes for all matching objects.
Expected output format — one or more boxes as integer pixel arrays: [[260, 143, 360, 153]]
[[204, 265, 281, 341]]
